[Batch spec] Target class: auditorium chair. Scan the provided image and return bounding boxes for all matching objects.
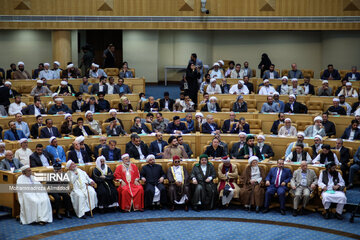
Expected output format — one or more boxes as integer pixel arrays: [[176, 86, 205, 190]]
[[220, 99, 232, 111], [130, 119, 154, 132], [104, 68, 119, 77], [320, 70, 324, 79], [251, 69, 256, 78], [281, 69, 289, 77], [247, 119, 262, 134], [306, 101, 323, 114], [87, 85, 93, 94], [101, 122, 111, 134], [275, 69, 281, 76], [20, 84, 34, 94], [339, 70, 350, 79], [50, 85, 58, 93], [302, 69, 314, 78], [295, 120, 313, 131]]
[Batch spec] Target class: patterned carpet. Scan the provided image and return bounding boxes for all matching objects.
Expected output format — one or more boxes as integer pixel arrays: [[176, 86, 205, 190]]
[[1, 208, 360, 240]]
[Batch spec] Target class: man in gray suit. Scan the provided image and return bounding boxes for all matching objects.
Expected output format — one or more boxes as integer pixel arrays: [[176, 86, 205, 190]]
[[242, 61, 252, 78], [0, 150, 23, 171], [91, 76, 108, 95], [262, 64, 279, 79], [288, 63, 304, 79], [290, 161, 317, 216]]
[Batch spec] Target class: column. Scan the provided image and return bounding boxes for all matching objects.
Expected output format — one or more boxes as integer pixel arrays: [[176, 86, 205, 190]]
[[52, 30, 71, 68]]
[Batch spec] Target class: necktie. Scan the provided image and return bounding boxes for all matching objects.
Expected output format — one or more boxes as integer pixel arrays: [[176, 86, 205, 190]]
[[275, 169, 281, 187], [49, 128, 53, 136]]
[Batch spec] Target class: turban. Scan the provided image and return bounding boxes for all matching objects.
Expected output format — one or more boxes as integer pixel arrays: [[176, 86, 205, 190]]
[[195, 112, 204, 117], [67, 63, 74, 69], [248, 156, 259, 165], [91, 63, 99, 68], [238, 80, 244, 85], [289, 94, 296, 99], [4, 81, 11, 86], [199, 154, 208, 161], [213, 62, 220, 67], [209, 96, 217, 102], [322, 80, 329, 84], [218, 60, 224, 65], [49, 136, 57, 143], [0, 142, 5, 147], [60, 81, 68, 85], [66, 160, 73, 169], [146, 154, 155, 162], [314, 135, 323, 141], [51, 93, 58, 98], [239, 132, 247, 136], [257, 135, 265, 140], [282, 76, 288, 80], [44, 63, 50, 67], [314, 116, 323, 122], [346, 82, 352, 86], [291, 78, 298, 82], [272, 92, 280, 96], [173, 155, 180, 161], [85, 111, 92, 117], [333, 98, 340, 102], [75, 136, 85, 143], [263, 79, 269, 83], [55, 98, 63, 102], [222, 156, 230, 163], [121, 154, 130, 160], [297, 132, 305, 137], [18, 138, 28, 144], [210, 78, 217, 83], [37, 80, 43, 84], [17, 61, 24, 66], [109, 109, 117, 114], [54, 61, 60, 66], [284, 118, 292, 122], [20, 165, 30, 172], [64, 113, 72, 120]]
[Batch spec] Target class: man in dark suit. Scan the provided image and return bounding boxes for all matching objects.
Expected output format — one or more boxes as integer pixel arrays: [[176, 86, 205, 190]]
[[30, 115, 45, 139], [94, 136, 109, 158], [104, 44, 116, 68], [221, 112, 238, 133], [263, 159, 292, 215], [177, 136, 193, 157], [341, 120, 360, 140], [256, 135, 274, 159], [343, 66, 360, 80], [0, 150, 23, 171], [321, 64, 341, 80], [333, 139, 350, 185], [127, 135, 149, 160], [4, 121, 26, 140], [230, 132, 247, 159], [322, 113, 336, 137], [243, 76, 254, 93], [201, 115, 219, 134], [144, 96, 159, 112], [71, 92, 84, 113], [101, 139, 121, 161], [300, 77, 315, 95], [166, 116, 190, 134], [130, 117, 152, 134], [238, 135, 262, 159], [284, 95, 307, 114], [91, 76, 108, 95], [351, 96, 360, 115], [68, 141, 91, 163], [113, 78, 132, 95], [40, 119, 61, 138], [262, 64, 279, 79], [6, 63, 16, 79], [21, 99, 45, 115], [73, 117, 94, 136], [29, 144, 54, 167], [82, 96, 100, 113], [106, 117, 127, 136], [159, 92, 175, 111], [149, 133, 168, 159], [230, 117, 250, 134], [270, 113, 285, 135]]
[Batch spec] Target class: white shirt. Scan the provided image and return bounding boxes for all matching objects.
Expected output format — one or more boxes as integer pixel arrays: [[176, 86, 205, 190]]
[[14, 148, 33, 166], [269, 72, 275, 79], [34, 106, 41, 116], [76, 150, 84, 164], [99, 85, 104, 92], [206, 84, 222, 94], [349, 130, 355, 140], [173, 166, 183, 182], [275, 168, 283, 185], [39, 70, 54, 80], [8, 102, 27, 115], [81, 126, 88, 136], [229, 84, 249, 95], [107, 83, 115, 94], [303, 84, 310, 94], [312, 153, 340, 165], [52, 69, 61, 79], [39, 154, 50, 166], [258, 86, 276, 95], [210, 69, 224, 79], [135, 145, 145, 160]]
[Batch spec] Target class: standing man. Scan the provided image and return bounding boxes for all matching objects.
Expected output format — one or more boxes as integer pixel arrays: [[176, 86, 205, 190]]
[[189, 53, 203, 85]]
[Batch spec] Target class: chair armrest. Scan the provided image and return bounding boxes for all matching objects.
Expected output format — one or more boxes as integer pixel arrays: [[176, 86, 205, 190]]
[[163, 179, 169, 185], [213, 178, 218, 184], [113, 180, 120, 187]]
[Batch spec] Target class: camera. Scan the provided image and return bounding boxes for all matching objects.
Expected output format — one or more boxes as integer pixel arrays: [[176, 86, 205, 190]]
[[201, 0, 210, 14]]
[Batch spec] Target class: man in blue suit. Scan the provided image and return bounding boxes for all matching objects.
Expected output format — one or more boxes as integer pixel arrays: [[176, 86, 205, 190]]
[[263, 159, 292, 215], [343, 66, 360, 81], [221, 112, 238, 133], [4, 121, 26, 140], [149, 133, 168, 159], [262, 64, 279, 79]]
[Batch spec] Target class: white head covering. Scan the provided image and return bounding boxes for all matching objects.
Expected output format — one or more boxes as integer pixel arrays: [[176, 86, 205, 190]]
[[291, 78, 298, 82], [37, 80, 43, 84], [60, 81, 68, 85], [239, 132, 247, 136], [44, 63, 50, 67], [213, 62, 220, 67], [248, 156, 259, 165], [282, 76, 288, 81], [238, 80, 244, 85], [346, 82, 352, 86], [17, 61, 24, 66], [54, 61, 60, 66], [55, 98, 63, 102], [67, 63, 74, 69], [257, 135, 265, 140], [289, 94, 296, 99], [4, 81, 12, 86], [121, 153, 130, 160], [49, 136, 57, 143], [272, 91, 280, 96], [222, 156, 231, 163], [284, 118, 292, 122], [20, 165, 30, 172], [109, 109, 117, 114], [95, 156, 107, 174], [19, 138, 28, 144], [333, 98, 340, 102], [91, 63, 99, 68], [209, 96, 217, 102], [64, 113, 72, 120], [51, 93, 58, 98], [85, 111, 92, 117], [314, 116, 323, 122], [218, 60, 224, 65], [195, 112, 204, 117], [75, 136, 85, 143], [314, 135, 323, 141], [297, 132, 305, 137], [66, 160, 73, 169], [322, 80, 329, 84], [0, 142, 5, 147], [146, 154, 156, 162], [263, 79, 269, 83], [210, 78, 216, 83]]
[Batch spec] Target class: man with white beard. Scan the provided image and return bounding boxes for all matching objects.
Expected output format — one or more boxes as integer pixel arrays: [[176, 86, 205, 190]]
[[16, 165, 53, 225], [304, 116, 326, 137], [67, 160, 98, 218]]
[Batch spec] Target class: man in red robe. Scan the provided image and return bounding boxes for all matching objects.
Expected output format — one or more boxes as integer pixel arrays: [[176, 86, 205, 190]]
[[114, 154, 144, 212]]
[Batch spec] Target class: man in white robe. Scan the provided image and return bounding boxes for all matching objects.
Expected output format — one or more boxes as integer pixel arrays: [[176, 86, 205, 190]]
[[67, 160, 98, 218], [16, 165, 53, 225], [318, 162, 346, 220]]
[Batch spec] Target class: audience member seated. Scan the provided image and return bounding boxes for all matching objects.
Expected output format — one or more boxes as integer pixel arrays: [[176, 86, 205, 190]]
[[242, 61, 252, 78], [152, 113, 169, 133], [288, 63, 304, 79], [201, 96, 221, 113], [52, 61, 62, 79], [318, 80, 333, 96], [93, 136, 108, 158], [318, 162, 346, 220], [14, 113, 30, 138], [127, 135, 149, 160], [173, 137, 191, 158], [144, 96, 159, 112], [13, 61, 31, 79], [166, 116, 190, 134], [46, 137, 66, 163], [322, 113, 336, 137], [119, 63, 134, 78], [300, 76, 315, 95], [256, 135, 274, 159], [30, 115, 44, 139], [222, 112, 238, 133], [210, 62, 224, 79], [79, 77, 92, 94], [91, 76, 108, 95], [6, 63, 16, 79], [106, 117, 127, 136], [89, 63, 107, 79], [232, 95, 247, 113], [285, 143, 312, 163], [84, 111, 101, 135], [173, 92, 185, 111], [285, 132, 308, 157], [181, 113, 195, 132], [304, 116, 326, 137], [230, 117, 250, 134], [71, 92, 84, 113], [312, 144, 340, 165], [238, 135, 261, 160], [82, 96, 100, 113], [335, 79, 348, 96], [338, 82, 358, 98], [310, 135, 323, 158], [333, 139, 350, 184], [40, 119, 62, 138], [29, 144, 53, 167], [105, 110, 124, 129], [272, 92, 285, 112], [0, 150, 23, 171], [60, 114, 73, 135], [206, 78, 222, 94], [230, 63, 244, 79], [70, 136, 93, 158], [55, 81, 73, 96], [118, 96, 133, 112], [326, 98, 346, 115], [341, 119, 360, 140], [263, 159, 292, 215], [213, 134, 229, 155], [0, 81, 19, 112], [178, 95, 196, 112], [229, 80, 249, 95], [260, 95, 280, 113], [220, 78, 230, 94], [38, 63, 54, 80], [101, 139, 121, 161], [270, 113, 285, 135], [30, 80, 52, 96], [203, 138, 226, 160], [284, 95, 307, 114], [343, 66, 360, 80], [321, 64, 341, 80], [229, 132, 247, 159], [4, 121, 26, 140], [348, 146, 360, 189], [130, 117, 152, 134], [278, 118, 297, 137], [97, 92, 110, 112], [339, 95, 352, 115], [62, 63, 81, 78], [201, 115, 220, 134], [73, 117, 94, 136], [149, 133, 168, 159], [8, 95, 26, 116], [276, 76, 289, 95], [68, 140, 91, 163], [262, 64, 279, 79], [48, 98, 72, 114], [200, 74, 211, 94], [288, 78, 305, 95], [159, 92, 174, 111], [106, 76, 116, 94], [243, 76, 254, 93], [259, 79, 276, 95], [195, 112, 206, 131], [14, 138, 33, 166], [22, 98, 45, 116], [224, 61, 235, 78]]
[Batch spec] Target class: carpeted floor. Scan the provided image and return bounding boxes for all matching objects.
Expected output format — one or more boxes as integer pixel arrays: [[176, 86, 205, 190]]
[[1, 207, 360, 240]]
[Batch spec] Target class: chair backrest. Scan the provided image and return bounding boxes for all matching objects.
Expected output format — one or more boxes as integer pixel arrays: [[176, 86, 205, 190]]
[[251, 69, 256, 78], [281, 69, 290, 77], [246, 99, 257, 109], [102, 122, 111, 134], [247, 119, 261, 129], [306, 101, 323, 110], [339, 70, 350, 79], [302, 69, 314, 78], [111, 99, 120, 109], [295, 121, 313, 131], [104, 68, 119, 76]]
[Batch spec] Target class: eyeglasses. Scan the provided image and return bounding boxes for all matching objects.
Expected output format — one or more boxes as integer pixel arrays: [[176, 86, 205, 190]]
[[174, 161, 180, 163]]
